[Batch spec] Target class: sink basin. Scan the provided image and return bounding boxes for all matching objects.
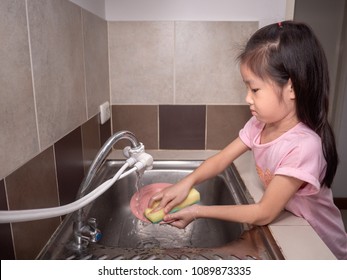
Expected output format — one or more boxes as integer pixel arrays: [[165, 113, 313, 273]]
[[37, 160, 283, 260]]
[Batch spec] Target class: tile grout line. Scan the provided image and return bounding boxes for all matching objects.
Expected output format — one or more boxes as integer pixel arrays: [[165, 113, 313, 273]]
[[173, 21, 176, 105], [80, 8, 89, 120], [25, 0, 41, 152]]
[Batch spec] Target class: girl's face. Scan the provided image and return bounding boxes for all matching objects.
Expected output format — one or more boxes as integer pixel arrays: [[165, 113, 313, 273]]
[[240, 64, 297, 126]]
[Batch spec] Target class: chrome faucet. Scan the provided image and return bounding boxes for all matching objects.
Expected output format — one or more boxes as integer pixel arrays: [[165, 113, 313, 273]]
[[71, 130, 146, 250], [77, 131, 142, 198], [79, 217, 102, 243]]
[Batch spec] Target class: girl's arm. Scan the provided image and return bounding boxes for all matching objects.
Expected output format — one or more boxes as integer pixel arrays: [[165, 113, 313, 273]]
[[164, 174, 303, 228], [148, 137, 249, 213]]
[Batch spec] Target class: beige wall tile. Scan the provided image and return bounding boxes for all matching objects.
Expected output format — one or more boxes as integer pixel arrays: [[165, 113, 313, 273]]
[[0, 0, 39, 179], [175, 22, 257, 104], [82, 9, 110, 118], [109, 22, 174, 104], [28, 0, 87, 149]]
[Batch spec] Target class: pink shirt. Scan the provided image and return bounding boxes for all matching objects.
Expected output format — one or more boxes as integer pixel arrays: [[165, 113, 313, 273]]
[[239, 116, 347, 259]]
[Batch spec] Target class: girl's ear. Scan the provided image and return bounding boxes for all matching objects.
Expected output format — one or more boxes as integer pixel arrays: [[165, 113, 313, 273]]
[[287, 79, 296, 100]]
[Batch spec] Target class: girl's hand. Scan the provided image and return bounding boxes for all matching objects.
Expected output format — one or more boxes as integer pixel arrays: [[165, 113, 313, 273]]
[[147, 178, 193, 214], [163, 204, 200, 229]]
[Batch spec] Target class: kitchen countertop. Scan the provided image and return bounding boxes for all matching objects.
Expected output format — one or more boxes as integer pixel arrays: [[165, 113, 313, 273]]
[[109, 149, 336, 259]]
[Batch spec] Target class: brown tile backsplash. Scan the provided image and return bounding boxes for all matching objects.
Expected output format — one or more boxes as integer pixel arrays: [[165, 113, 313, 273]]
[[100, 119, 112, 145], [0, 227, 15, 259], [54, 127, 85, 206], [0, 180, 8, 211], [206, 105, 252, 149], [12, 218, 61, 260], [159, 105, 206, 149], [111, 104, 249, 150], [5, 147, 61, 259], [0, 180, 15, 259], [81, 115, 102, 173], [0, 221, 15, 259], [6, 147, 59, 210], [112, 105, 159, 149]]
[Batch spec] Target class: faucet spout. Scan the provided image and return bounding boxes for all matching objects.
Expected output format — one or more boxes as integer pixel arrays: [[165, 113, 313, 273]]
[[77, 131, 141, 198]]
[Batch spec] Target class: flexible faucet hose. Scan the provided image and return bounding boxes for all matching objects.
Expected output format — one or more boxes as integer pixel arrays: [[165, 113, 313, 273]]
[[0, 162, 130, 223]]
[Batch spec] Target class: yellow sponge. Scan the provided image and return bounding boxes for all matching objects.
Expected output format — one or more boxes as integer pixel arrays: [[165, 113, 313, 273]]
[[144, 188, 200, 224]]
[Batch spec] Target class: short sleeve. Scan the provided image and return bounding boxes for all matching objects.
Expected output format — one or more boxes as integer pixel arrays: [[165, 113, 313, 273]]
[[239, 117, 262, 148], [275, 133, 326, 196]]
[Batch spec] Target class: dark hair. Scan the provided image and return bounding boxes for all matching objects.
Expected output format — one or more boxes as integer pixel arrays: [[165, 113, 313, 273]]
[[238, 21, 338, 188]]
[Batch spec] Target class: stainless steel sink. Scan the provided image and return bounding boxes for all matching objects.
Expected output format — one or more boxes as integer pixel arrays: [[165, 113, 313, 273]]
[[37, 160, 284, 260]]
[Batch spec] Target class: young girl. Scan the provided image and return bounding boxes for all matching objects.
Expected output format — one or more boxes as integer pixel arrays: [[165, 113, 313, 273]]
[[148, 21, 347, 259]]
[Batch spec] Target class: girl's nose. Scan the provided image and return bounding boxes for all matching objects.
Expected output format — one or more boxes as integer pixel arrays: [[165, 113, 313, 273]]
[[245, 90, 253, 105]]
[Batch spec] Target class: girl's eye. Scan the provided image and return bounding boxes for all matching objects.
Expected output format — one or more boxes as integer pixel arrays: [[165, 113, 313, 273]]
[[251, 88, 259, 93]]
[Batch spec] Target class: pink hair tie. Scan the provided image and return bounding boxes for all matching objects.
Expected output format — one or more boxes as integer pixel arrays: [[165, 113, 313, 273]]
[[278, 22, 283, 28]]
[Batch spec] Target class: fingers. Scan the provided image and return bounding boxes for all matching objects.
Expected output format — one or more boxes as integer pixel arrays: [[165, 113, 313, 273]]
[[163, 212, 188, 229], [147, 192, 175, 215], [147, 192, 163, 208], [162, 198, 180, 214], [148, 190, 177, 213], [161, 189, 190, 213], [168, 220, 186, 229], [147, 183, 190, 213], [158, 195, 174, 212], [163, 204, 200, 228], [163, 213, 184, 229], [164, 209, 186, 223], [164, 215, 189, 229]]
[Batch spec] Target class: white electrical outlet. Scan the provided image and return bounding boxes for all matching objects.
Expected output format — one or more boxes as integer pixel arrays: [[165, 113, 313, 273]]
[[99, 101, 111, 125]]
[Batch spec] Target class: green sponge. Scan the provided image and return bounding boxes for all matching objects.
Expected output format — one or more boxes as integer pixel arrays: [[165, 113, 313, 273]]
[[144, 188, 200, 223]]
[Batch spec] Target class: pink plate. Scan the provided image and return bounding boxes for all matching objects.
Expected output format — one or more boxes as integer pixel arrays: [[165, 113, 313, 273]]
[[130, 183, 172, 222]]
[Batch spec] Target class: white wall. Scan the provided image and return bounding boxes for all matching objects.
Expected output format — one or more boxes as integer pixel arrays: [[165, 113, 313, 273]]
[[105, 0, 292, 26], [71, 0, 294, 26], [70, 0, 106, 19]]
